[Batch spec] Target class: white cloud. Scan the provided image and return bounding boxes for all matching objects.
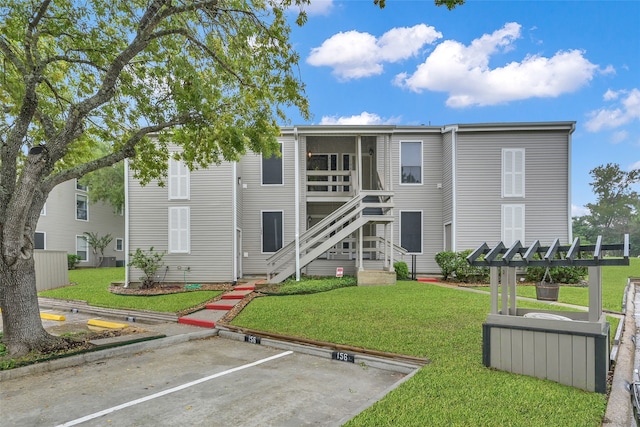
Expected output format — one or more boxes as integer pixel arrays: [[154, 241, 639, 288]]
[[629, 160, 640, 170], [572, 204, 590, 217], [585, 88, 640, 132], [394, 22, 598, 107], [307, 24, 442, 80], [320, 111, 400, 125], [611, 130, 628, 144], [301, 0, 333, 16]]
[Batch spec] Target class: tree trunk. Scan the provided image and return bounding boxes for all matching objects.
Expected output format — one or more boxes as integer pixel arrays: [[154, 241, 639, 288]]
[[0, 256, 62, 356]]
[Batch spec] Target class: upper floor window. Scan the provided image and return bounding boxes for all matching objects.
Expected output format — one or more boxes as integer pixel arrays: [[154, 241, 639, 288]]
[[76, 194, 88, 221], [400, 141, 422, 184], [40, 204, 46, 216], [262, 143, 283, 185], [502, 148, 525, 197], [115, 238, 124, 251], [169, 157, 190, 200], [35, 232, 45, 250], [76, 179, 88, 192]]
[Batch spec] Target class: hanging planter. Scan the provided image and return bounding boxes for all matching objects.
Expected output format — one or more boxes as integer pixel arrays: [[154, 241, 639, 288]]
[[536, 267, 559, 301]]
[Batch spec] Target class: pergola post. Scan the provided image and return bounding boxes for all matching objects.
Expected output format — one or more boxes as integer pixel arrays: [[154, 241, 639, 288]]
[[588, 266, 602, 322]]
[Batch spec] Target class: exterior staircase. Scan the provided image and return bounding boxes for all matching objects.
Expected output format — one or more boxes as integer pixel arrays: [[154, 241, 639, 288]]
[[266, 191, 395, 284]]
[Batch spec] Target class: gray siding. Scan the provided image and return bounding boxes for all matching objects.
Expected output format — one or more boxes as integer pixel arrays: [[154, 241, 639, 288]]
[[127, 160, 235, 283], [390, 133, 443, 273], [455, 130, 570, 251], [240, 135, 300, 275], [36, 180, 125, 266]]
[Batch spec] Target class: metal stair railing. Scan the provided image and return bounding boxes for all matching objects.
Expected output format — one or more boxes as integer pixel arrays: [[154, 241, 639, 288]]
[[266, 191, 394, 283]]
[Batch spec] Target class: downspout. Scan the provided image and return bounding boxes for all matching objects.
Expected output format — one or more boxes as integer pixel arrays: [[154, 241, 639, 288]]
[[442, 125, 458, 252], [232, 161, 238, 284], [294, 127, 301, 281], [357, 135, 363, 271], [567, 123, 575, 242], [124, 158, 130, 288]]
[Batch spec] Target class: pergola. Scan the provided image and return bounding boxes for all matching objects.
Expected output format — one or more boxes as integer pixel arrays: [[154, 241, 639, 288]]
[[467, 234, 630, 393]]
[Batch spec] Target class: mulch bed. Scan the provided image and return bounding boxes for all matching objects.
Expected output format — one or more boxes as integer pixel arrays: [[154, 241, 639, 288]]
[[109, 282, 233, 296]]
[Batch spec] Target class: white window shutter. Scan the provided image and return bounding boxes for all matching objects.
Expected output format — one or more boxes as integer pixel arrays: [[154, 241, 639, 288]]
[[169, 207, 190, 253], [502, 204, 525, 246], [502, 149, 525, 197], [169, 157, 190, 200]]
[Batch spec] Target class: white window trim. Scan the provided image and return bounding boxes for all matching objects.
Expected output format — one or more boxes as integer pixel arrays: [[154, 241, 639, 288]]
[[261, 210, 284, 254], [399, 140, 423, 185], [501, 204, 525, 246], [75, 179, 88, 192], [399, 210, 423, 254], [502, 148, 525, 198], [40, 203, 46, 216], [168, 156, 190, 200], [35, 231, 46, 250], [76, 234, 89, 262], [115, 238, 124, 252], [75, 193, 89, 221], [168, 206, 190, 254], [261, 142, 284, 186]]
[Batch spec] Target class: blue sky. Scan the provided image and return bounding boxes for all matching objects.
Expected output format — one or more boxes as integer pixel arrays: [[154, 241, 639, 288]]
[[282, 0, 640, 216]]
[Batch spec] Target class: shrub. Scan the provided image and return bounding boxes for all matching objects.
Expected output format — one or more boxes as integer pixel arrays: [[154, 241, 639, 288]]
[[128, 247, 166, 288], [525, 265, 587, 284], [435, 250, 489, 284], [67, 254, 81, 270], [434, 251, 458, 280], [394, 261, 410, 280]]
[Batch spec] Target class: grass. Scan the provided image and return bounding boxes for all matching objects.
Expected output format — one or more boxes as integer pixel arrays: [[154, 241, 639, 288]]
[[230, 279, 622, 426], [259, 275, 357, 295], [38, 268, 221, 313]]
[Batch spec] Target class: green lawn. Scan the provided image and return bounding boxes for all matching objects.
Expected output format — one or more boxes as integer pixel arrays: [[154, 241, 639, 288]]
[[230, 278, 627, 426], [38, 268, 221, 313]]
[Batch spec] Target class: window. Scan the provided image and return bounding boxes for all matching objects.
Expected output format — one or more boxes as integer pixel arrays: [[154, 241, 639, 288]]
[[262, 143, 283, 185], [502, 204, 525, 246], [169, 157, 190, 200], [400, 141, 422, 184], [76, 179, 88, 191], [35, 232, 45, 250], [502, 148, 525, 197], [169, 207, 190, 253], [76, 235, 88, 261], [262, 211, 283, 253], [76, 194, 88, 220], [115, 238, 124, 251], [400, 211, 422, 253], [41, 204, 46, 216]]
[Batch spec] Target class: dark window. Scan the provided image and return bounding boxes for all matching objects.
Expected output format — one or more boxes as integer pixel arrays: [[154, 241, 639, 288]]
[[34, 232, 45, 250], [401, 211, 422, 253], [262, 211, 283, 253], [262, 144, 283, 185], [401, 141, 422, 184], [76, 194, 88, 220]]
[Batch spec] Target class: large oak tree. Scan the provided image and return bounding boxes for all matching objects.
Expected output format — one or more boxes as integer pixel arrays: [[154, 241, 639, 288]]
[[0, 0, 462, 356]]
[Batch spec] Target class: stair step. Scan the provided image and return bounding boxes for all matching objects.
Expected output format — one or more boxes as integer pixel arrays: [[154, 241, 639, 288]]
[[178, 317, 216, 328], [221, 290, 251, 300], [417, 277, 439, 283], [234, 285, 255, 291], [206, 302, 237, 310]]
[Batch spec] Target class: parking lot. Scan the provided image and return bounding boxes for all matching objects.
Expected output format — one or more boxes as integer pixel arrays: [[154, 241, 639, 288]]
[[1, 321, 416, 426]]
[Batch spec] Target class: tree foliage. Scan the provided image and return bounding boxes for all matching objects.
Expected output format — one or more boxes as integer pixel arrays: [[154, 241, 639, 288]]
[[574, 163, 639, 256], [0, 0, 311, 356], [83, 232, 114, 267]]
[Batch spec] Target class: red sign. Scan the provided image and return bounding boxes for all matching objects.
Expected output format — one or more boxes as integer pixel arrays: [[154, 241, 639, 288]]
[[336, 267, 343, 277]]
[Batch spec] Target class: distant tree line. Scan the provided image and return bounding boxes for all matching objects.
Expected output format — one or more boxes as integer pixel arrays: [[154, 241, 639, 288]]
[[573, 163, 639, 256]]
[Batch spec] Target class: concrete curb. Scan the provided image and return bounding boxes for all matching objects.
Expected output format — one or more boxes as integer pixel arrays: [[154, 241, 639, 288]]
[[217, 329, 423, 374], [0, 329, 218, 382]]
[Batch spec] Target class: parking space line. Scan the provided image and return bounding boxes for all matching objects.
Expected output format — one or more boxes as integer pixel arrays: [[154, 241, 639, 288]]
[[55, 350, 294, 427]]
